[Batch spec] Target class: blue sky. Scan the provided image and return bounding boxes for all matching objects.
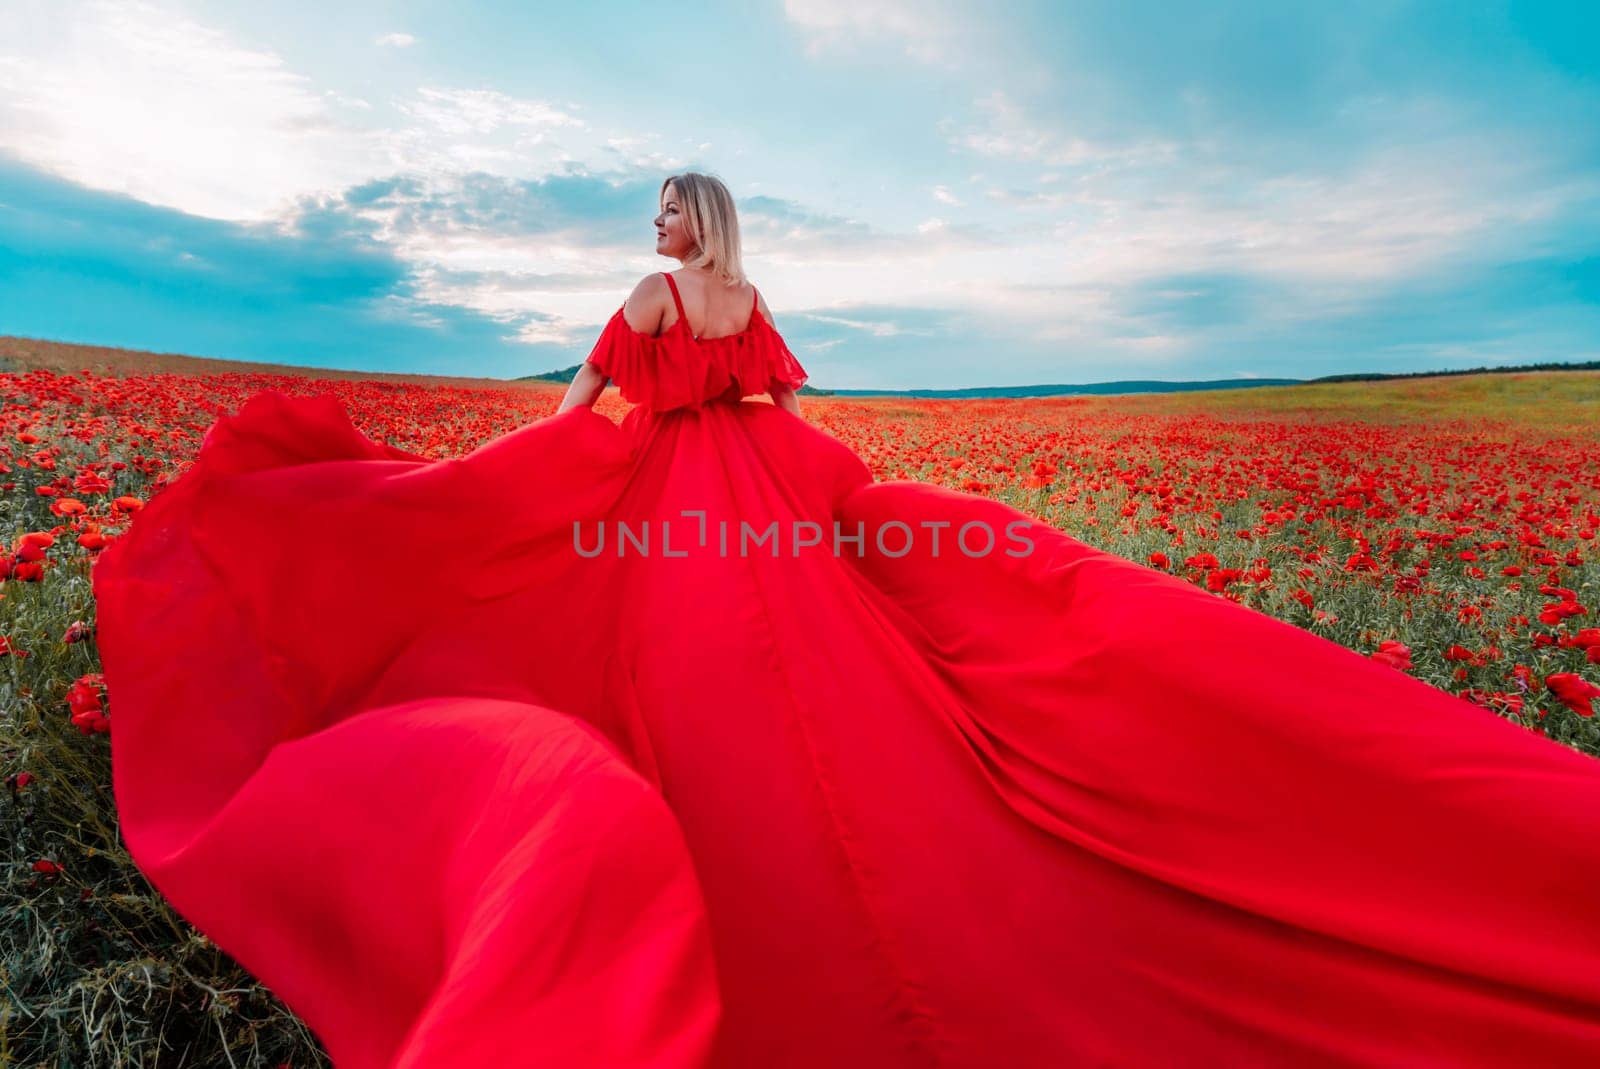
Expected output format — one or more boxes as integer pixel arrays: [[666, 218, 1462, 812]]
[[1, 0, 1597, 388]]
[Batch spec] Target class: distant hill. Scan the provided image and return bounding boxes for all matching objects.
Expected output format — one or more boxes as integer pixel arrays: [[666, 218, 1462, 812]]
[[520, 357, 1600, 398], [517, 365, 598, 385], [1302, 359, 1600, 384]]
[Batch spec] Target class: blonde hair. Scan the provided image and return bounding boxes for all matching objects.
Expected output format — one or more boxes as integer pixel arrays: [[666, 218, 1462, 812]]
[[660, 173, 746, 287]]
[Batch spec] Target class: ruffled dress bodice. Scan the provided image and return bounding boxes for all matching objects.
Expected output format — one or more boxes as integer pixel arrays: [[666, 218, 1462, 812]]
[[584, 274, 809, 412]]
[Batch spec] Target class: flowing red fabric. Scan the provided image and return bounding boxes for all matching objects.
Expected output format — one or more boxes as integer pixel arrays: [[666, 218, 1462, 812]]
[[93, 282, 1600, 1067]]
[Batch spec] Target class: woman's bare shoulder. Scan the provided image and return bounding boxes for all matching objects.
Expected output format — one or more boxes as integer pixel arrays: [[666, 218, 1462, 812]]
[[621, 273, 670, 335]]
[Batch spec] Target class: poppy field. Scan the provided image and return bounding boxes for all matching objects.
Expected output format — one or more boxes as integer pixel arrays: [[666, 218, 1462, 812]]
[[3, 363, 1599, 1066]]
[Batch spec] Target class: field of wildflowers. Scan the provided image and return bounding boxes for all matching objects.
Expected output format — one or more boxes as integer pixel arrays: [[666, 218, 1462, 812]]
[[3, 366, 1597, 1066]]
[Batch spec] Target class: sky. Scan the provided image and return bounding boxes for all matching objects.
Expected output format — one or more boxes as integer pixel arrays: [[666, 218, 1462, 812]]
[[1, 0, 1597, 389]]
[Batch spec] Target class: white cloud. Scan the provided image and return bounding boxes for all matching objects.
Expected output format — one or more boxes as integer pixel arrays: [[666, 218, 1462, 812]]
[[941, 89, 1179, 171], [0, 2, 680, 224], [943, 88, 1600, 303], [374, 87, 688, 186], [782, 0, 972, 69], [397, 86, 586, 137], [375, 32, 417, 48], [0, 0, 388, 221], [803, 312, 933, 337]]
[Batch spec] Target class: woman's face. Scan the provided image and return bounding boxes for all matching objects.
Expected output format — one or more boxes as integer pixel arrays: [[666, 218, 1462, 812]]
[[654, 185, 694, 260]]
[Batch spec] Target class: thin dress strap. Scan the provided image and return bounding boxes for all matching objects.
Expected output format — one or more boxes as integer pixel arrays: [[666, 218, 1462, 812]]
[[661, 272, 689, 334]]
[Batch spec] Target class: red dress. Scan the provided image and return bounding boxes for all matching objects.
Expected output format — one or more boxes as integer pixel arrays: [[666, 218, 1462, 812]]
[[93, 272, 1600, 1068]]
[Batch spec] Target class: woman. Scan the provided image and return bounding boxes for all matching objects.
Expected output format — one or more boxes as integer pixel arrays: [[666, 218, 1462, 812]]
[[93, 172, 1600, 1068], [554, 175, 803, 419]]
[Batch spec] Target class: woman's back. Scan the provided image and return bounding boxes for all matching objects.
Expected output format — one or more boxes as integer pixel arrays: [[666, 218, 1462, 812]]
[[659, 269, 761, 340]]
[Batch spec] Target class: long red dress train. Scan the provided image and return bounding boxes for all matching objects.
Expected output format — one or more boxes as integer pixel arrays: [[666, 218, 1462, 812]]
[[92, 274, 1600, 1067]]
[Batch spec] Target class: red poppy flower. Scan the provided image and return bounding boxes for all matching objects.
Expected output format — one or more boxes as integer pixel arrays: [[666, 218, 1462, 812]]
[[1546, 673, 1600, 718], [1371, 639, 1413, 672]]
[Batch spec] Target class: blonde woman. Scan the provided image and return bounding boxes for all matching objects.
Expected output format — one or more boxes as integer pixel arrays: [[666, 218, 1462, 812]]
[[558, 172, 803, 418]]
